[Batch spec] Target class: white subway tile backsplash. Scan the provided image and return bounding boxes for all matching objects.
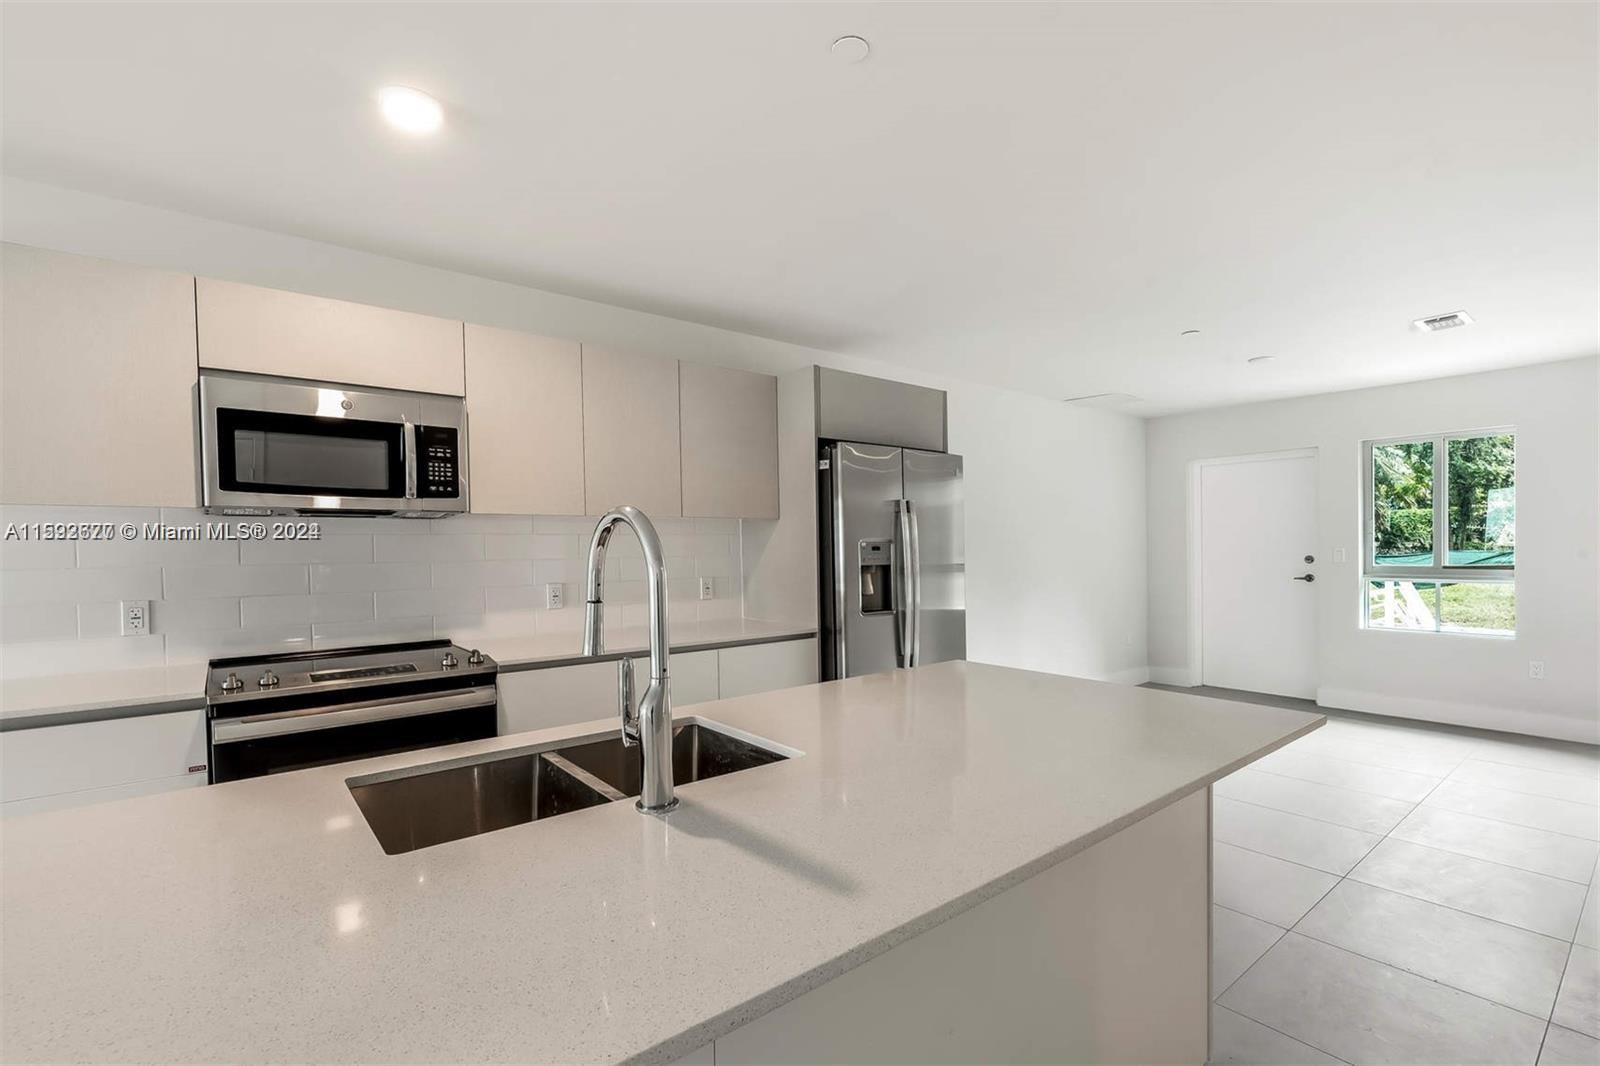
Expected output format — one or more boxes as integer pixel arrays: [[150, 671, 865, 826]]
[[152, 597, 241, 635], [240, 535, 374, 565], [312, 617, 434, 650], [442, 514, 535, 535], [431, 560, 533, 588], [0, 508, 744, 676], [484, 585, 547, 613], [375, 586, 484, 620], [311, 562, 431, 594], [240, 593, 374, 628], [77, 534, 238, 569], [76, 602, 122, 640], [1, 635, 167, 678], [166, 626, 311, 665], [2, 567, 163, 605], [165, 564, 308, 600], [0, 603, 80, 643], [0, 539, 77, 570], [374, 533, 484, 562]]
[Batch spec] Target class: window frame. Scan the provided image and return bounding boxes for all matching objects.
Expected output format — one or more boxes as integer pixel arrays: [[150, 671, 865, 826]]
[[1361, 427, 1515, 635]]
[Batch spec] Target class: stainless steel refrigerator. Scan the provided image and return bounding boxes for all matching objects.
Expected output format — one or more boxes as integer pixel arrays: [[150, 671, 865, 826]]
[[818, 441, 966, 680]]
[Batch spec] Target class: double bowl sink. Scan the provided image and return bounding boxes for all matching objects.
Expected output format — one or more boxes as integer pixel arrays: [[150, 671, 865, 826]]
[[348, 720, 791, 854]]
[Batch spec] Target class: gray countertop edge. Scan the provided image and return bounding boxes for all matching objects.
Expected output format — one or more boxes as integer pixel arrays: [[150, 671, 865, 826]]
[[624, 710, 1326, 1066], [0, 629, 818, 733]]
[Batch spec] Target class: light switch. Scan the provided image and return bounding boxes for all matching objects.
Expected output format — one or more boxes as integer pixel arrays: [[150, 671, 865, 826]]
[[1333, 548, 1347, 564]]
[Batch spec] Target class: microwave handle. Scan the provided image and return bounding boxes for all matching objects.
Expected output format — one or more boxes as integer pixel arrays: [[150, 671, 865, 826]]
[[403, 420, 418, 500]]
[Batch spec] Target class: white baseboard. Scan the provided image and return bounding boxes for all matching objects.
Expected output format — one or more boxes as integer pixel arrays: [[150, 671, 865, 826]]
[[1148, 667, 1198, 687], [1106, 666, 1152, 686], [1316, 687, 1600, 746]]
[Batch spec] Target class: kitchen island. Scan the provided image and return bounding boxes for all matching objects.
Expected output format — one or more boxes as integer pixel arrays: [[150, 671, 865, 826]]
[[0, 662, 1320, 1064]]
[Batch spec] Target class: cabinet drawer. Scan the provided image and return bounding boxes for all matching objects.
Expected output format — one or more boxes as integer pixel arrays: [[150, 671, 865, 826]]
[[0, 710, 207, 804]]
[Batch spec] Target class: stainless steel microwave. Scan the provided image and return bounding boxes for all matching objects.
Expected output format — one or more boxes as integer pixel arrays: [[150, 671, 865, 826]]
[[199, 370, 468, 517]]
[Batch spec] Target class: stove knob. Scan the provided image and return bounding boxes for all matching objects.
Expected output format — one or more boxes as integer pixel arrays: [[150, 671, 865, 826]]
[[220, 671, 244, 693], [258, 669, 280, 689], [467, 648, 485, 666], [441, 652, 460, 669]]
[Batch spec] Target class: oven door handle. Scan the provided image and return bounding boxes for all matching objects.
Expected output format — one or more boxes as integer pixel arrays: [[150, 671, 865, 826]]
[[211, 688, 495, 744]]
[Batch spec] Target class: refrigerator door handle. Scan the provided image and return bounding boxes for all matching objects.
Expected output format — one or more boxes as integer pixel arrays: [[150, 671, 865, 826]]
[[894, 499, 913, 667], [906, 501, 922, 667]]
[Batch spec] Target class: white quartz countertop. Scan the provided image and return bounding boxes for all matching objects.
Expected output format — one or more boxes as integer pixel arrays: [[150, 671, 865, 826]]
[[0, 662, 1321, 1064], [0, 619, 814, 725]]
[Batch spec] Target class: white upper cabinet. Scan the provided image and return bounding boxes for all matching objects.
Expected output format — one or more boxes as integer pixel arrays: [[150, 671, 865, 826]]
[[581, 345, 682, 517], [196, 277, 465, 395], [679, 361, 779, 519], [1, 243, 200, 507], [464, 324, 585, 515]]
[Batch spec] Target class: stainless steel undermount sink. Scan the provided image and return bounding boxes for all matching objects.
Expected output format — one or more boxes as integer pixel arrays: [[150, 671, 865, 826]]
[[347, 720, 791, 854]]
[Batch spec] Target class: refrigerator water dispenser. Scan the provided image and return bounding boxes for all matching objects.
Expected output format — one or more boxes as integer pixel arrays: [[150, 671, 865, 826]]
[[858, 538, 894, 614]]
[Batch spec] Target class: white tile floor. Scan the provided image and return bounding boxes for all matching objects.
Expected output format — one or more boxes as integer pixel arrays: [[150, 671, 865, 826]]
[[1183, 690, 1600, 1065]]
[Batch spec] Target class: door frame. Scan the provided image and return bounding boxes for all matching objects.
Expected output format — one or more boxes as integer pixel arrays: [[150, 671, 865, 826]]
[[1186, 448, 1318, 690]]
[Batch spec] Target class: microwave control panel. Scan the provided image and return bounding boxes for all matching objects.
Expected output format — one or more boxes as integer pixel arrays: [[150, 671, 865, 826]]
[[415, 425, 462, 498]]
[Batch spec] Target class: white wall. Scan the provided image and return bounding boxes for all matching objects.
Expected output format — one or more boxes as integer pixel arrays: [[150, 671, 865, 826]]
[[2, 179, 1150, 686], [1146, 358, 1599, 742]]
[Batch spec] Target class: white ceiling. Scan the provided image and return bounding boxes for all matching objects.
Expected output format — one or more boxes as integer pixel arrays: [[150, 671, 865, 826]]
[[4, 2, 1595, 414]]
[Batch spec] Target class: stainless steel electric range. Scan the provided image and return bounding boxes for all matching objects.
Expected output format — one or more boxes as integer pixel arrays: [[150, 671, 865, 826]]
[[205, 640, 498, 783]]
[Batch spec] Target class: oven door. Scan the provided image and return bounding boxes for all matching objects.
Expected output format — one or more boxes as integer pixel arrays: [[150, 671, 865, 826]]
[[209, 689, 498, 782], [200, 370, 467, 515]]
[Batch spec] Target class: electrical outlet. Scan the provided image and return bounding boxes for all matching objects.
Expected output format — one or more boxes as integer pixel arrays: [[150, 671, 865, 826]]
[[121, 600, 150, 636], [699, 577, 715, 601], [545, 583, 564, 610], [1528, 660, 1546, 680]]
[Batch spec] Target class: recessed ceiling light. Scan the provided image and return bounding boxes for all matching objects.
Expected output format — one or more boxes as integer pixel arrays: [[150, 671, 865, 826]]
[[378, 86, 443, 135], [1412, 310, 1474, 332], [831, 36, 871, 63], [1246, 355, 1276, 365], [1180, 329, 1201, 338]]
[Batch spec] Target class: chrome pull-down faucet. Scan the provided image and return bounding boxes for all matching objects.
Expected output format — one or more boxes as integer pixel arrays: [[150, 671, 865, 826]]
[[582, 505, 677, 813]]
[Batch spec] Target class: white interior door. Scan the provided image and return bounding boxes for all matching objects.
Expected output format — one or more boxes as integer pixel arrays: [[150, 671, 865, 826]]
[[1199, 454, 1317, 698]]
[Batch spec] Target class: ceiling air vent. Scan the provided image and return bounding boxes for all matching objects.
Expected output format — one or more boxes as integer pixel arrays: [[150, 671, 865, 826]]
[[1413, 310, 1474, 332]]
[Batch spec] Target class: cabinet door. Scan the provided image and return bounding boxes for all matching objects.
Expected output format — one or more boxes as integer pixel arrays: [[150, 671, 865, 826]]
[[497, 661, 620, 736], [717, 638, 818, 699], [464, 324, 585, 515], [496, 650, 721, 736], [661, 649, 718, 707], [0, 709, 208, 807], [581, 346, 681, 517], [196, 277, 465, 395], [680, 362, 779, 518], [1, 244, 199, 507]]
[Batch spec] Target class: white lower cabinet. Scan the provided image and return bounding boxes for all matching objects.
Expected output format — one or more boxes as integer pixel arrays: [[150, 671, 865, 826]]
[[495, 640, 813, 736], [0, 709, 208, 816], [716, 638, 818, 699]]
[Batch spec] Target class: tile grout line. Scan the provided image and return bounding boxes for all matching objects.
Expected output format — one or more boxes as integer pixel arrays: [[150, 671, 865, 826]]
[[1245, 761, 1442, 803], [1216, 791, 1408, 838], [1211, 1002, 1352, 1065]]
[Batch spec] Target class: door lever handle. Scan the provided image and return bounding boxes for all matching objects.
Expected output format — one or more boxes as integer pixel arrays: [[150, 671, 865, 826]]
[[1293, 573, 1316, 582]]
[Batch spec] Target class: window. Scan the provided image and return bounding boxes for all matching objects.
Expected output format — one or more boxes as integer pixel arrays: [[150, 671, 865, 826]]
[[1364, 430, 1514, 635]]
